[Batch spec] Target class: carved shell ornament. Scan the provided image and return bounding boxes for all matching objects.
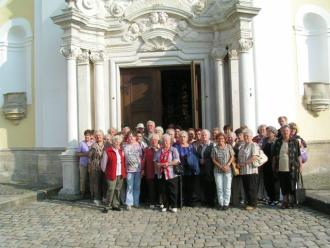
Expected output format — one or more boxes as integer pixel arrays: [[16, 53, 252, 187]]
[[76, 0, 100, 16]]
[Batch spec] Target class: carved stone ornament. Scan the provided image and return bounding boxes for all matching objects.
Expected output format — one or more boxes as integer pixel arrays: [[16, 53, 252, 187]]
[[108, 2, 125, 17], [193, 0, 207, 14], [76, 0, 101, 16], [228, 49, 238, 60], [2, 92, 27, 125], [90, 51, 105, 63], [60, 46, 82, 60], [65, 0, 77, 8], [238, 38, 253, 52], [304, 82, 330, 116], [140, 36, 176, 51], [77, 51, 90, 64]]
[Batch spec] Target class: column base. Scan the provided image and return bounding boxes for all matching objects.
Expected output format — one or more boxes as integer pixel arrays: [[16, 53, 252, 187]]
[[58, 152, 80, 199]]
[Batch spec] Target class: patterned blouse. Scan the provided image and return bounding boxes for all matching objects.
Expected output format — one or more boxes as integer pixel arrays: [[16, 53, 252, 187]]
[[211, 144, 235, 174], [237, 142, 259, 175], [89, 142, 105, 171]]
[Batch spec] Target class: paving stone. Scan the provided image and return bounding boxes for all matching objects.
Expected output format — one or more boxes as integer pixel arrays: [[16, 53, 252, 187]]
[[0, 201, 330, 248]]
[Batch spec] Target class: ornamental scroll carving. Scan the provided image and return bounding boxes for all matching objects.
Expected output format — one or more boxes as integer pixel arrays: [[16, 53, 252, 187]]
[[60, 46, 82, 59]]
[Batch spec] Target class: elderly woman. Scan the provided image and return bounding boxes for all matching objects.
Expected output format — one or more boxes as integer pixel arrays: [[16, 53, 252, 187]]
[[262, 126, 280, 206], [123, 132, 143, 210], [175, 130, 200, 207], [273, 125, 302, 208], [211, 132, 235, 210], [197, 129, 216, 206], [88, 129, 105, 206], [142, 133, 160, 208], [253, 124, 268, 203], [211, 127, 221, 143], [187, 128, 196, 144], [237, 129, 259, 210], [77, 129, 93, 199], [154, 134, 180, 212], [231, 128, 246, 206], [101, 135, 126, 212]]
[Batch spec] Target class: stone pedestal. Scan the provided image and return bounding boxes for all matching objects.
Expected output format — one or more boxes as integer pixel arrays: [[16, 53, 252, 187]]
[[58, 153, 80, 200]]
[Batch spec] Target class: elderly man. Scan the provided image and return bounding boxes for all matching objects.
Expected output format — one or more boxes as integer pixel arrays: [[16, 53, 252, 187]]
[[145, 120, 156, 144], [197, 129, 216, 206]]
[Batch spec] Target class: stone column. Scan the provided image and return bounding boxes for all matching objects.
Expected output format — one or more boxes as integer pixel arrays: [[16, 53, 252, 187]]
[[90, 51, 106, 132], [59, 46, 81, 198], [212, 48, 227, 129], [228, 49, 240, 129], [237, 39, 255, 129], [109, 59, 118, 130], [77, 51, 92, 139]]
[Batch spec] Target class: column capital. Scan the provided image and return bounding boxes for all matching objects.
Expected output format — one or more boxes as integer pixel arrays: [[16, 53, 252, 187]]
[[90, 51, 105, 64], [211, 47, 227, 61], [231, 38, 253, 54], [60, 46, 81, 60], [77, 51, 90, 65], [228, 49, 239, 60]]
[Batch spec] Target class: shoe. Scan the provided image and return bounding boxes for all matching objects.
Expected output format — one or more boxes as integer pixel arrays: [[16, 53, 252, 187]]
[[149, 205, 155, 209], [169, 207, 177, 213], [269, 201, 277, 207], [218, 205, 224, 210], [161, 207, 167, 212], [112, 207, 121, 211], [126, 205, 132, 211], [133, 205, 139, 209], [94, 200, 101, 206], [245, 205, 256, 211], [159, 204, 164, 209], [223, 206, 229, 211], [102, 208, 108, 213]]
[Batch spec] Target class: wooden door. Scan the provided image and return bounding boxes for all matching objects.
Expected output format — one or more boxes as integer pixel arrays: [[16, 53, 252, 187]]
[[191, 62, 202, 128], [120, 68, 162, 128]]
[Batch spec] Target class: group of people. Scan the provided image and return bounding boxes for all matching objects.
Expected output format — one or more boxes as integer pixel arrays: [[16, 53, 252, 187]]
[[77, 116, 306, 213]]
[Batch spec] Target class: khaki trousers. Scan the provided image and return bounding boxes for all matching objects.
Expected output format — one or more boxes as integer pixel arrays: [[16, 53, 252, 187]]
[[79, 165, 89, 194], [106, 176, 123, 208]]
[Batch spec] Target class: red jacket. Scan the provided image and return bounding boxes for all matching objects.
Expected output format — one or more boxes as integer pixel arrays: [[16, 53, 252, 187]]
[[105, 147, 127, 180]]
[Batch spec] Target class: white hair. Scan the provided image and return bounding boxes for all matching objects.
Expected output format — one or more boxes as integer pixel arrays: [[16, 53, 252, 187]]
[[201, 129, 210, 137], [112, 135, 123, 144]]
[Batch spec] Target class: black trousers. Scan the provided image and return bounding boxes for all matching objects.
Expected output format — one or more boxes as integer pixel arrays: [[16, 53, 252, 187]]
[[263, 163, 280, 202], [200, 176, 216, 206], [242, 174, 258, 207], [145, 177, 157, 205], [160, 174, 179, 208], [279, 172, 294, 195], [231, 175, 245, 206], [183, 175, 201, 206]]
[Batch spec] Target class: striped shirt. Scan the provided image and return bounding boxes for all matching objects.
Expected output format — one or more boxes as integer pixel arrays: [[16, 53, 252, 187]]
[[238, 142, 259, 175]]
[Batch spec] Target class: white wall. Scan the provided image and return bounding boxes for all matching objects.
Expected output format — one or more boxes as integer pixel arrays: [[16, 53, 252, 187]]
[[35, 0, 66, 147], [253, 0, 297, 128]]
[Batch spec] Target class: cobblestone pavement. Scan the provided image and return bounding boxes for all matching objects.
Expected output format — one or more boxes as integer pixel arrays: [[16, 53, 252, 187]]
[[0, 200, 330, 248]]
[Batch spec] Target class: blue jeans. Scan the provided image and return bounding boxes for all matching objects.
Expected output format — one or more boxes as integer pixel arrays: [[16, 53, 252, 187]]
[[126, 172, 141, 206], [214, 169, 232, 206]]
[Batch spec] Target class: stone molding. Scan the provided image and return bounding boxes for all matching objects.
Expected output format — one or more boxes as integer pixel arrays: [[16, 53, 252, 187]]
[[228, 48, 239, 60]]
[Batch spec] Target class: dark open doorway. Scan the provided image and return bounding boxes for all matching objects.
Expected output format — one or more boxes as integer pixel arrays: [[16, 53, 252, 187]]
[[120, 65, 201, 129]]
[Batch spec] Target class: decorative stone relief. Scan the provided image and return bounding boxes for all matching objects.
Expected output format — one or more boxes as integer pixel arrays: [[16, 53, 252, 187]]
[[65, 0, 77, 8], [238, 38, 253, 52], [228, 49, 238, 60], [2, 92, 27, 125], [90, 51, 105, 63], [76, 0, 101, 16], [193, 0, 207, 14], [177, 20, 199, 41], [60, 46, 82, 59], [140, 36, 176, 51], [77, 51, 90, 64]]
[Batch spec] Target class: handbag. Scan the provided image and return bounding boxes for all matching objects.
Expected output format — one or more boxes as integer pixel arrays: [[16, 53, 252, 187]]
[[173, 162, 184, 175], [252, 146, 268, 168], [300, 147, 308, 163], [295, 172, 306, 205], [231, 159, 240, 176]]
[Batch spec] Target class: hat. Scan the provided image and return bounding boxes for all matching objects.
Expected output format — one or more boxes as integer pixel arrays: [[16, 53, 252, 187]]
[[136, 123, 145, 129]]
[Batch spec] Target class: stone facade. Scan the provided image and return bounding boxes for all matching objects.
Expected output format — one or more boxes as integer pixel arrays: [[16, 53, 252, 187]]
[[0, 148, 65, 186]]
